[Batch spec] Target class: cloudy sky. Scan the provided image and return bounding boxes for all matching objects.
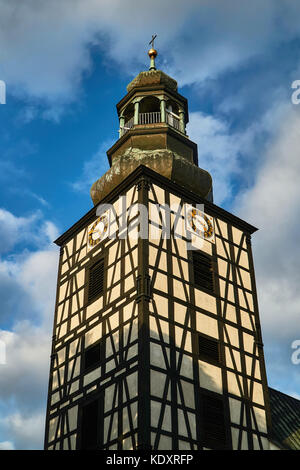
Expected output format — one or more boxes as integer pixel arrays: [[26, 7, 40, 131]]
[[0, 0, 300, 449]]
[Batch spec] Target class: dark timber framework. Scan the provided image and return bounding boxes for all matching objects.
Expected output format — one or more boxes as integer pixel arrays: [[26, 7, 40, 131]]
[[44, 165, 272, 450]]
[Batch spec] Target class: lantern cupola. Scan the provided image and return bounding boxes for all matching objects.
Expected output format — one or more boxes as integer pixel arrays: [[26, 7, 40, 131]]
[[90, 44, 213, 205]]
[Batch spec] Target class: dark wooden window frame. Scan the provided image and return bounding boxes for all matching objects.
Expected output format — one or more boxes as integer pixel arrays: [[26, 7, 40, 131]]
[[85, 252, 107, 306], [77, 392, 104, 450], [200, 390, 229, 450], [82, 339, 102, 374], [191, 250, 215, 295], [198, 333, 221, 365]]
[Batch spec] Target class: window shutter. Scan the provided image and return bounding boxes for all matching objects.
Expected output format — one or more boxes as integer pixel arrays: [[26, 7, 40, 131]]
[[198, 335, 220, 363], [202, 394, 226, 448], [192, 251, 214, 293], [88, 259, 104, 302]]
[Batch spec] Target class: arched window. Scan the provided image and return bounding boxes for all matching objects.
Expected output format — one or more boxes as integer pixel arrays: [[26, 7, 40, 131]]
[[123, 103, 134, 130], [139, 96, 161, 124], [166, 99, 180, 130]]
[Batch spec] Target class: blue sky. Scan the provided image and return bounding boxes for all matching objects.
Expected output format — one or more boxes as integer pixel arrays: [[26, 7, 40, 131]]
[[0, 0, 300, 449]]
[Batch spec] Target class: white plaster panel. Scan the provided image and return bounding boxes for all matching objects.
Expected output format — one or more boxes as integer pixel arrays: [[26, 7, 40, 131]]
[[178, 380, 195, 408], [173, 278, 189, 302], [85, 324, 102, 347], [229, 397, 241, 424], [172, 256, 189, 280], [175, 326, 192, 352], [124, 372, 138, 401], [151, 184, 165, 205], [150, 315, 170, 344], [86, 296, 103, 319], [252, 406, 267, 433], [219, 279, 235, 302], [227, 371, 243, 397], [59, 281, 69, 303], [250, 380, 264, 406], [218, 258, 232, 281], [198, 361, 222, 393], [153, 272, 168, 293], [174, 302, 188, 325], [48, 417, 59, 442], [83, 368, 100, 387], [232, 226, 244, 245], [225, 347, 242, 372], [243, 332, 255, 354], [151, 342, 169, 369], [157, 435, 172, 450], [235, 247, 249, 269], [225, 325, 240, 348], [215, 237, 230, 260], [151, 370, 170, 400], [196, 313, 218, 338], [194, 289, 217, 314], [177, 352, 193, 379], [215, 219, 228, 240], [67, 405, 78, 433], [171, 237, 187, 259], [221, 302, 237, 323]]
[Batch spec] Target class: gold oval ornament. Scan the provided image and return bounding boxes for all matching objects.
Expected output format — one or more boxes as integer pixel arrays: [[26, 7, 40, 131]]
[[88, 215, 108, 247], [187, 209, 214, 239]]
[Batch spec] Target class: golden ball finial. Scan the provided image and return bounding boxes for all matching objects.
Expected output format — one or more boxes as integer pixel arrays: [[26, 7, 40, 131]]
[[148, 35, 158, 70], [148, 47, 157, 58]]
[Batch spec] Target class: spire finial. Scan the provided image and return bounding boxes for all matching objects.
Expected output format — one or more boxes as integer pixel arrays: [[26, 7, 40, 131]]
[[148, 34, 157, 71]]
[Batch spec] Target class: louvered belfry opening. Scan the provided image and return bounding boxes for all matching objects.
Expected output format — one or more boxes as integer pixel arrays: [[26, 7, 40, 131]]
[[81, 399, 100, 450], [198, 334, 220, 363], [192, 251, 214, 293], [202, 394, 226, 448], [88, 259, 104, 302], [84, 342, 101, 372]]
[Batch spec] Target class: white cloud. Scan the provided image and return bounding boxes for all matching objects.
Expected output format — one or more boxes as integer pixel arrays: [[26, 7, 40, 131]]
[[0, 209, 59, 254], [0, 412, 45, 450], [0, 208, 59, 449], [187, 100, 300, 395], [0, 209, 39, 253], [235, 105, 300, 390], [2, 0, 300, 112], [0, 440, 14, 450], [24, 190, 49, 207], [0, 324, 51, 405], [17, 250, 58, 324], [187, 112, 242, 205], [1, 0, 300, 444], [187, 100, 286, 206]]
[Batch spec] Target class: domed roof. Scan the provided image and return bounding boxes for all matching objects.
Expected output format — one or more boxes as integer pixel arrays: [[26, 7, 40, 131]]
[[126, 69, 178, 93], [90, 148, 213, 206]]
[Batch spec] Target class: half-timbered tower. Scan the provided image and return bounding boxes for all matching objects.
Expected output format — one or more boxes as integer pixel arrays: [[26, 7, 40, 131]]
[[44, 45, 272, 450]]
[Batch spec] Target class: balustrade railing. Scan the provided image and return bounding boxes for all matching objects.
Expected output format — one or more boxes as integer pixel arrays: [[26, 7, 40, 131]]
[[123, 117, 134, 133], [120, 110, 183, 137], [166, 110, 180, 131], [138, 111, 161, 125]]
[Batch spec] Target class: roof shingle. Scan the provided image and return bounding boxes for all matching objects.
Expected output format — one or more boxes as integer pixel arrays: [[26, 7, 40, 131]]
[[269, 387, 300, 450]]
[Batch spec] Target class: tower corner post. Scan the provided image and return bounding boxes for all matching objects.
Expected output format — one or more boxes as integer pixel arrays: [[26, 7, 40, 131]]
[[136, 175, 151, 449]]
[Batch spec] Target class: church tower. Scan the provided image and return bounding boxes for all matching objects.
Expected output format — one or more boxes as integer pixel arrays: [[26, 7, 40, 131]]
[[44, 44, 271, 450]]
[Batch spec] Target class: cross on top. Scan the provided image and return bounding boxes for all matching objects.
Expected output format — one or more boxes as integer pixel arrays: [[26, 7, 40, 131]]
[[149, 34, 157, 49]]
